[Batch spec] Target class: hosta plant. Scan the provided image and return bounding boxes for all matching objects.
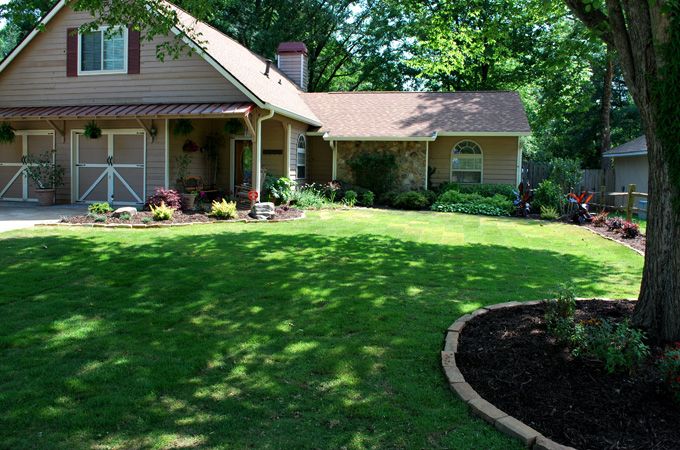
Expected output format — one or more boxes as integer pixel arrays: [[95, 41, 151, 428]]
[[88, 202, 113, 214], [150, 201, 174, 221], [210, 199, 238, 219]]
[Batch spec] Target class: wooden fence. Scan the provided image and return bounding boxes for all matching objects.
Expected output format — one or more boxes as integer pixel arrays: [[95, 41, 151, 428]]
[[521, 161, 616, 192]]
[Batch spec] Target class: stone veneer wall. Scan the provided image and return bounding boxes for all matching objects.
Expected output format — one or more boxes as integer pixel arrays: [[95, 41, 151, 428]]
[[336, 141, 427, 191]]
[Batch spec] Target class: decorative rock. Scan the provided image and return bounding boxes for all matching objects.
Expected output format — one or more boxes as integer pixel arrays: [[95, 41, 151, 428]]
[[249, 202, 276, 220], [533, 436, 577, 450], [112, 206, 138, 217], [450, 382, 480, 403], [468, 397, 507, 424], [495, 416, 541, 447]]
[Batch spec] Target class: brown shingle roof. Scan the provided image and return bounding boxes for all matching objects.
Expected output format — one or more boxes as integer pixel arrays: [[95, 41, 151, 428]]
[[602, 135, 647, 157], [302, 91, 531, 138]]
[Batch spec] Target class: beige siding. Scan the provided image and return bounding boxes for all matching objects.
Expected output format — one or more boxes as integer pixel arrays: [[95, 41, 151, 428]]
[[288, 120, 308, 181], [613, 155, 648, 193], [0, 7, 249, 106], [307, 136, 333, 184], [260, 120, 285, 178], [429, 136, 519, 186]]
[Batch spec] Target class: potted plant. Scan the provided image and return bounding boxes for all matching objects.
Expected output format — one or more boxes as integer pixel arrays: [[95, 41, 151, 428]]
[[83, 120, 102, 139], [224, 118, 244, 135], [24, 150, 64, 206], [173, 119, 194, 136], [174, 153, 196, 210], [0, 122, 15, 144]]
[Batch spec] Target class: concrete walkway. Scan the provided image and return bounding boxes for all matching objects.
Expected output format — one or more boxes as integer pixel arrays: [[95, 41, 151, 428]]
[[0, 202, 87, 233]]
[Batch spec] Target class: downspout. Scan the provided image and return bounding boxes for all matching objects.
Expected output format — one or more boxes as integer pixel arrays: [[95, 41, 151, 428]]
[[516, 137, 522, 186], [331, 140, 337, 180], [254, 109, 275, 198]]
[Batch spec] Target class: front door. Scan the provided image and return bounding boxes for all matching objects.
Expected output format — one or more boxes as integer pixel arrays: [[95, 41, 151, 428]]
[[234, 140, 252, 186], [75, 130, 146, 205], [0, 130, 55, 201]]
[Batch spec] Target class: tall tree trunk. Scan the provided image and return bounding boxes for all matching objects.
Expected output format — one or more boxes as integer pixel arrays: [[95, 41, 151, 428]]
[[600, 45, 613, 154], [566, 0, 680, 340]]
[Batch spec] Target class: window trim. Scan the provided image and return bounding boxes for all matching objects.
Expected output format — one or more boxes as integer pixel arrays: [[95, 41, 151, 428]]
[[296, 134, 306, 179], [77, 26, 128, 76], [450, 139, 484, 184]]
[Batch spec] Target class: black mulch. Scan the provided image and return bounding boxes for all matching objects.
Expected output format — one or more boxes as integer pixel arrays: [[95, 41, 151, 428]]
[[456, 300, 680, 450]]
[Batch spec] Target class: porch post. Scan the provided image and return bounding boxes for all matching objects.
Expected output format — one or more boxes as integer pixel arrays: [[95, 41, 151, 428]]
[[425, 141, 429, 190], [285, 124, 292, 179], [331, 141, 337, 180]]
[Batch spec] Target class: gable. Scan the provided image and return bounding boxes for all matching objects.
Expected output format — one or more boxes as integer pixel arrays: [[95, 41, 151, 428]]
[[0, 5, 249, 107]]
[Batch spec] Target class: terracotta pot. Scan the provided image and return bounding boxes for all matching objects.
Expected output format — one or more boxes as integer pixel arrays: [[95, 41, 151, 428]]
[[35, 189, 55, 206], [181, 193, 196, 210]]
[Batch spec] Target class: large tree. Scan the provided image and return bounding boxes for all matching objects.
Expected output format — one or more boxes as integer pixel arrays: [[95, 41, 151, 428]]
[[566, 0, 680, 340]]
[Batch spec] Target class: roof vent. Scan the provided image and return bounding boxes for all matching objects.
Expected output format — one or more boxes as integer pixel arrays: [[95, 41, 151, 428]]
[[264, 59, 272, 77], [276, 42, 308, 91]]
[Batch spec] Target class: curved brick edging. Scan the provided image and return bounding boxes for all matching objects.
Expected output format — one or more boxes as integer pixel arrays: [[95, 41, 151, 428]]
[[442, 301, 577, 450], [33, 211, 306, 229]]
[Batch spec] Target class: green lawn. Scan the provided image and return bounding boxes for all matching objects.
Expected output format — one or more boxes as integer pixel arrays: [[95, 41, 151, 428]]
[[0, 209, 643, 449]]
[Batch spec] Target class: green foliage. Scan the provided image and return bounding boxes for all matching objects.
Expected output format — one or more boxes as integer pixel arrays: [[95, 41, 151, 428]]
[[548, 158, 582, 194], [658, 346, 680, 404], [83, 120, 102, 139], [361, 191, 375, 207], [264, 176, 296, 204], [141, 216, 152, 224], [533, 180, 565, 212], [346, 151, 397, 196], [23, 150, 64, 190], [0, 122, 15, 144], [621, 221, 640, 239], [545, 287, 577, 345], [343, 190, 358, 207], [583, 320, 649, 374], [393, 191, 429, 210], [437, 183, 515, 200], [118, 213, 131, 221], [433, 191, 514, 217], [540, 205, 559, 220], [88, 202, 113, 214], [92, 214, 106, 223], [291, 184, 336, 209], [223, 119, 243, 135], [150, 201, 174, 221], [173, 119, 194, 137], [209, 199, 238, 220]]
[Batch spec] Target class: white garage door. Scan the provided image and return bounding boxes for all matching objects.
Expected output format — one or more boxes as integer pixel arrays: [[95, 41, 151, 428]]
[[0, 130, 55, 202], [75, 129, 146, 205]]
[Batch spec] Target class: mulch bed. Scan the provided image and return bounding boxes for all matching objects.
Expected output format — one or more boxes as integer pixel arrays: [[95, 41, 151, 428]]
[[60, 206, 303, 225], [457, 300, 680, 450], [583, 223, 646, 253]]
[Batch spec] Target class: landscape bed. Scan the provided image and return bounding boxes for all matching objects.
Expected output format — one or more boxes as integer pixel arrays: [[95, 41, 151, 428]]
[[457, 300, 679, 450]]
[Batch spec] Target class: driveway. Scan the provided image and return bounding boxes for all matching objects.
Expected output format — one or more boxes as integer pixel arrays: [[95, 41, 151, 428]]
[[0, 202, 87, 233]]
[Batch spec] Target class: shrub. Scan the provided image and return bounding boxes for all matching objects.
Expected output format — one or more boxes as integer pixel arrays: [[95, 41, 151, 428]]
[[533, 179, 564, 212], [263, 176, 296, 204], [658, 344, 680, 404], [545, 287, 577, 345], [378, 190, 399, 206], [361, 190, 375, 207], [141, 217, 152, 224], [209, 199, 238, 219], [621, 221, 640, 239], [146, 188, 182, 210], [431, 202, 510, 216], [343, 190, 358, 207], [421, 189, 438, 205], [606, 217, 624, 230], [150, 201, 174, 221], [583, 320, 649, 374], [291, 184, 336, 209], [393, 191, 429, 210], [92, 214, 106, 223], [88, 202, 113, 214], [540, 205, 559, 220], [437, 183, 515, 200], [592, 211, 609, 227], [346, 151, 397, 196], [548, 157, 582, 193], [118, 213, 131, 221], [433, 191, 514, 217]]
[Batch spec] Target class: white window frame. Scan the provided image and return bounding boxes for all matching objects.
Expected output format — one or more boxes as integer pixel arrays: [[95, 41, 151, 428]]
[[450, 139, 483, 184], [296, 134, 306, 179], [77, 26, 128, 76]]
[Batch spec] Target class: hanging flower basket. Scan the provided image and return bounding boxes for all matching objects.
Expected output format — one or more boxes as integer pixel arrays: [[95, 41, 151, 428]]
[[83, 120, 102, 139], [182, 139, 200, 152], [224, 118, 244, 135], [0, 122, 15, 144], [173, 119, 194, 136]]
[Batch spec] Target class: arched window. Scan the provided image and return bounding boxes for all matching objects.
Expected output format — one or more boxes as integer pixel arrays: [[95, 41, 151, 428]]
[[296, 135, 306, 179], [451, 140, 483, 184]]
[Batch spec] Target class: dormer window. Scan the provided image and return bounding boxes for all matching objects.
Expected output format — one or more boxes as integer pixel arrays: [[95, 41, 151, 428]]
[[78, 27, 127, 74]]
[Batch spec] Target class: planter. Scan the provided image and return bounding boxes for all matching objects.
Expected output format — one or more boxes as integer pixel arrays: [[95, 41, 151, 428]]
[[181, 193, 196, 210], [35, 189, 55, 206]]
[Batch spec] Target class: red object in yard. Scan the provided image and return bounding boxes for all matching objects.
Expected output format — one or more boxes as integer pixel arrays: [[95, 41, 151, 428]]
[[248, 190, 258, 202]]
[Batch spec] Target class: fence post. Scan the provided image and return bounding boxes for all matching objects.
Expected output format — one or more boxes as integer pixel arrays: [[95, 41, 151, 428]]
[[600, 184, 606, 211], [626, 183, 637, 222]]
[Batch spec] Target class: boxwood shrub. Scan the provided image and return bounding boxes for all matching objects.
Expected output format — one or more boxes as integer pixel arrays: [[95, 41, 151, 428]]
[[437, 183, 515, 200], [393, 191, 430, 210], [432, 191, 514, 217]]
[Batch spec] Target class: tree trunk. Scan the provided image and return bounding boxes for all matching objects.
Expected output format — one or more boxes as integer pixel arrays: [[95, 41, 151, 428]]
[[600, 45, 613, 154]]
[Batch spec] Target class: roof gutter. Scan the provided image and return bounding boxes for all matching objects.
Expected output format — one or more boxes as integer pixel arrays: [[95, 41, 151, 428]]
[[263, 103, 322, 127], [603, 151, 647, 158], [322, 132, 438, 142]]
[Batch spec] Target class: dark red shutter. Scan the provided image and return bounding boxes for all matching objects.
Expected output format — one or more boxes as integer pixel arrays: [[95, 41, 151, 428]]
[[66, 27, 78, 77], [128, 27, 141, 74]]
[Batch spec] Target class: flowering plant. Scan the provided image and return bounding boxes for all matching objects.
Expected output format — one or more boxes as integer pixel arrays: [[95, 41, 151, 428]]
[[658, 343, 680, 404]]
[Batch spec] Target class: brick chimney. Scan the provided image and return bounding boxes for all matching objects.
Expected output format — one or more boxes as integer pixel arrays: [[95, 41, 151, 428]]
[[276, 42, 308, 91]]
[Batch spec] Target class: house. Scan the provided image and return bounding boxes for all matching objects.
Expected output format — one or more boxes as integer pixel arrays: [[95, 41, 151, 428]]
[[0, 0, 530, 205], [602, 135, 648, 194]]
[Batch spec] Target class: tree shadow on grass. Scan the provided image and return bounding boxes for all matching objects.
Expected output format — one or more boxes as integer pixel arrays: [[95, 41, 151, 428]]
[[0, 229, 636, 449]]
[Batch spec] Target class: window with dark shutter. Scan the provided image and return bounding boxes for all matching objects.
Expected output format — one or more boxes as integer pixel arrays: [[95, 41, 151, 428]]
[[66, 28, 78, 77], [127, 28, 140, 74]]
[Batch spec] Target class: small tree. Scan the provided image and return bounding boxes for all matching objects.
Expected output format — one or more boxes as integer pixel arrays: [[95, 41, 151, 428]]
[[24, 150, 64, 190]]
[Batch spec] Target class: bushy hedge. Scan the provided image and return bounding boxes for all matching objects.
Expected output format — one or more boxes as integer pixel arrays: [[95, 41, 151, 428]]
[[346, 151, 397, 196], [437, 183, 515, 200], [432, 191, 514, 217], [533, 179, 564, 212], [393, 191, 430, 210]]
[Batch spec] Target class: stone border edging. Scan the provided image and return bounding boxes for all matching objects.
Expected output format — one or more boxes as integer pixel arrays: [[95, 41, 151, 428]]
[[579, 225, 644, 256], [443, 300, 577, 450], [33, 211, 306, 229]]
